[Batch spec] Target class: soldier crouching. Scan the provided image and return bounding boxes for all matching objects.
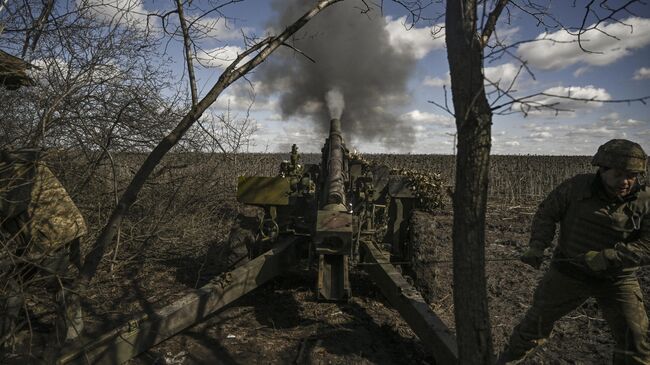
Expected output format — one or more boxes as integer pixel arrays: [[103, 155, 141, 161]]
[[498, 139, 650, 364], [0, 149, 87, 349]]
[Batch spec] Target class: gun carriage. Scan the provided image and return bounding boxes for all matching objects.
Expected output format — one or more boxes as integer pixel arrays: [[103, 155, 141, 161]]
[[238, 118, 421, 301], [58, 118, 458, 365]]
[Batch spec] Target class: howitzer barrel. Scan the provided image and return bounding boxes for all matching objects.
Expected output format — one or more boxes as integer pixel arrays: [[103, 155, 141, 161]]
[[326, 118, 346, 209]]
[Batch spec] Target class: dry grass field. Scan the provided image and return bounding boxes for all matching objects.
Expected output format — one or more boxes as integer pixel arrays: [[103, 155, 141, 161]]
[[6, 152, 633, 364]]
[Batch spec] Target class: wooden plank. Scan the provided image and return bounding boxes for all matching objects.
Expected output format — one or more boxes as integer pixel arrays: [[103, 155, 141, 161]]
[[359, 240, 458, 365], [57, 238, 299, 365]]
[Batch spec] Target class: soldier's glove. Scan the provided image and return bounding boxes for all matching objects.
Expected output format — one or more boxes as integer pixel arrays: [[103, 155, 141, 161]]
[[584, 249, 618, 272], [521, 247, 544, 269]]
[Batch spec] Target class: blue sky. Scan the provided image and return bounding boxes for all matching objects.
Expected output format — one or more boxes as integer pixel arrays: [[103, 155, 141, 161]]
[[91, 0, 649, 155]]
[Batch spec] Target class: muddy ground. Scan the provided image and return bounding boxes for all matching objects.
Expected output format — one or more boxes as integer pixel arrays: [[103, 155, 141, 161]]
[[4, 200, 646, 364]]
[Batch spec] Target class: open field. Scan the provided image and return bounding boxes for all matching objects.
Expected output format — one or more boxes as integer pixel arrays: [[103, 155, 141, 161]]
[[4, 152, 633, 364]]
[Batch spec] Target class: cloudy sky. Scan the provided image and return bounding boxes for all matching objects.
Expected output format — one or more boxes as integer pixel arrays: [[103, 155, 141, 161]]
[[94, 0, 649, 155]]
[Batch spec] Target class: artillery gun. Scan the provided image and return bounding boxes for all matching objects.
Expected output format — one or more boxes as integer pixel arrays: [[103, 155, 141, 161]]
[[58, 119, 458, 365], [238, 118, 423, 301]]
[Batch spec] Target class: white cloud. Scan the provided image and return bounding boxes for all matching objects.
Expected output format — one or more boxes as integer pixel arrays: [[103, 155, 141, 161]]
[[196, 46, 252, 69], [210, 81, 277, 112], [517, 17, 650, 70], [595, 113, 647, 130], [79, 0, 153, 30], [423, 74, 450, 87], [212, 93, 255, 112], [599, 112, 620, 122], [484, 63, 521, 90], [30, 57, 127, 84], [566, 126, 620, 138], [573, 67, 590, 77], [251, 118, 324, 153], [491, 133, 523, 152], [492, 26, 521, 44], [191, 17, 253, 41], [400, 110, 454, 127], [519, 114, 646, 151], [614, 119, 644, 128], [515, 85, 611, 115], [633, 67, 650, 80], [426, 63, 523, 90], [265, 113, 284, 122], [384, 16, 445, 59], [523, 123, 558, 133], [530, 131, 553, 139]]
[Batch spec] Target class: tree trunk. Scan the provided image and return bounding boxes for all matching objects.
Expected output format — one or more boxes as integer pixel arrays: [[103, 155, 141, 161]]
[[445, 0, 494, 363]]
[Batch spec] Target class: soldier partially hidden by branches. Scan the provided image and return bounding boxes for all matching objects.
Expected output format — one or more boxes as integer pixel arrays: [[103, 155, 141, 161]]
[[0, 149, 86, 350]]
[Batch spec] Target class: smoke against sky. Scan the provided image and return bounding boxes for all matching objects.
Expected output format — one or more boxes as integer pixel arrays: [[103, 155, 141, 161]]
[[192, 0, 648, 155], [256, 0, 419, 150], [325, 88, 345, 120]]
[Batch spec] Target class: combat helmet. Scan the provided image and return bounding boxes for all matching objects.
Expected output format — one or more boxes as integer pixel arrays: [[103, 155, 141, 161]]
[[592, 139, 647, 173]]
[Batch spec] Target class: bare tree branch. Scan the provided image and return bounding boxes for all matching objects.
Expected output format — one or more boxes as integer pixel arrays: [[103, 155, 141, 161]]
[[491, 91, 650, 113], [20, 0, 54, 58], [480, 0, 510, 48], [571, 0, 641, 52], [74, 0, 345, 292], [175, 0, 198, 106]]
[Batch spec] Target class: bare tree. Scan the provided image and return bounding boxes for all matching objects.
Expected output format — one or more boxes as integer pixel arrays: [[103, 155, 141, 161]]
[[445, 2, 499, 363], [72, 0, 346, 310], [0, 0, 176, 152], [443, 1, 648, 363]]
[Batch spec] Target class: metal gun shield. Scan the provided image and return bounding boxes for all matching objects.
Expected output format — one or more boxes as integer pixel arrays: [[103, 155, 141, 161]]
[[236, 176, 291, 206]]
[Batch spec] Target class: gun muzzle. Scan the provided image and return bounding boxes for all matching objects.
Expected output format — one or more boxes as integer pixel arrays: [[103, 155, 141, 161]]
[[325, 118, 346, 210]]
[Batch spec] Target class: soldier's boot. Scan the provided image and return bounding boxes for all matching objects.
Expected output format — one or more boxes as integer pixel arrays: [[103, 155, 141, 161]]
[[54, 291, 84, 343], [496, 337, 546, 365]]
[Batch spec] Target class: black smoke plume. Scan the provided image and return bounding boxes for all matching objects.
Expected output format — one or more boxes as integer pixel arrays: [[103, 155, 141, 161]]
[[257, 0, 419, 150]]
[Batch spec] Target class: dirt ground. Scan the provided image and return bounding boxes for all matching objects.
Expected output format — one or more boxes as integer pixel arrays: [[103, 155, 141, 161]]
[[128, 201, 646, 364], [4, 200, 646, 364]]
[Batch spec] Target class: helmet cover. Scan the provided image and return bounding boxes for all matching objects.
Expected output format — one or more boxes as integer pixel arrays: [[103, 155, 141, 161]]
[[592, 139, 647, 173]]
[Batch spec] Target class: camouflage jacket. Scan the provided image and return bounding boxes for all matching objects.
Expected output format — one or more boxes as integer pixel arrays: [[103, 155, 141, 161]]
[[1, 150, 86, 250], [530, 173, 650, 275]]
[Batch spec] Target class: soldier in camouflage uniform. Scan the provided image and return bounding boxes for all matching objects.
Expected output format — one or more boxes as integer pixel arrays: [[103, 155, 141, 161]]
[[498, 139, 650, 365], [0, 149, 87, 347]]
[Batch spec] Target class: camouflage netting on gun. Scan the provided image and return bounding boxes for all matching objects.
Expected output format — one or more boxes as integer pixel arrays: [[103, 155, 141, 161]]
[[391, 167, 445, 212], [349, 153, 444, 212]]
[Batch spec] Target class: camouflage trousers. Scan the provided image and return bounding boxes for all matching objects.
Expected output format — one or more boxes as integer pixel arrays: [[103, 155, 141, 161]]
[[0, 238, 83, 347], [503, 266, 650, 364]]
